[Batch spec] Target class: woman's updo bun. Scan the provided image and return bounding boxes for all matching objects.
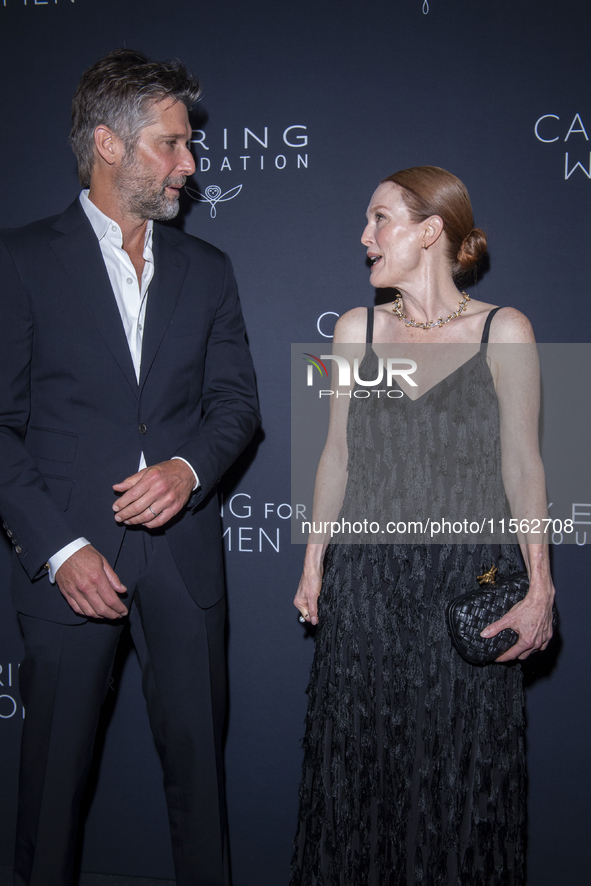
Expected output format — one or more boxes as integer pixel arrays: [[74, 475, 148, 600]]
[[457, 227, 488, 271], [381, 166, 487, 282]]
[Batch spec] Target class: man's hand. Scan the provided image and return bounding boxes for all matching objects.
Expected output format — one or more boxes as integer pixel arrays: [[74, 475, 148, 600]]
[[112, 459, 194, 528], [56, 545, 128, 619]]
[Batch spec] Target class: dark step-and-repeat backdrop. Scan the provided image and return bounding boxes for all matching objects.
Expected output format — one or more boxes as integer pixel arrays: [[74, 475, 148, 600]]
[[0, 2, 589, 884]]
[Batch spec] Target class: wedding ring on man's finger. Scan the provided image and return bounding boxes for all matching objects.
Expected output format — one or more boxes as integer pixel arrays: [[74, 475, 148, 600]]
[[148, 505, 158, 517]]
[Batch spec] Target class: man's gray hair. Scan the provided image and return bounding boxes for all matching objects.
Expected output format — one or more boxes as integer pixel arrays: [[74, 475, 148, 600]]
[[70, 48, 201, 188]]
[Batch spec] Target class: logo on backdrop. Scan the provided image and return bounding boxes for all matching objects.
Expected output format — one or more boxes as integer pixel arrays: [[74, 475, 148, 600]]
[[317, 312, 340, 338], [191, 124, 309, 174], [0, 662, 22, 721], [549, 502, 591, 546], [534, 113, 590, 180], [1, 0, 75, 7], [220, 492, 306, 553], [185, 184, 243, 217], [185, 124, 309, 216]]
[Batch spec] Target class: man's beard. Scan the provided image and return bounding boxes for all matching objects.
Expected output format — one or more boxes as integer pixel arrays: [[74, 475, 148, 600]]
[[116, 156, 186, 221]]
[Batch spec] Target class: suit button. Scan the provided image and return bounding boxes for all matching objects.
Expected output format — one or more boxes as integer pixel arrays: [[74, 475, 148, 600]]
[[6, 530, 12, 538], [139, 423, 148, 434], [2, 522, 7, 530], [15, 545, 22, 554]]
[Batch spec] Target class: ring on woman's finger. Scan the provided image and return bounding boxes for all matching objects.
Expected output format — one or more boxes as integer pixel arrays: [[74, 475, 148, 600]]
[[298, 612, 308, 624]]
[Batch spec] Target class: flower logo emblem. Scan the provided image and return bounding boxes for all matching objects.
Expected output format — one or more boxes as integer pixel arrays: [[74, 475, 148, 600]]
[[184, 183, 243, 218]]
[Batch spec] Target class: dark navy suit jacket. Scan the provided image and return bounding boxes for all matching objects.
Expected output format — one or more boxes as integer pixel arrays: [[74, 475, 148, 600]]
[[0, 198, 260, 624]]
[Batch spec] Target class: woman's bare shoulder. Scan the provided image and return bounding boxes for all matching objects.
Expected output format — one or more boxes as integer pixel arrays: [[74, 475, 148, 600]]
[[333, 306, 370, 343], [488, 306, 536, 344]]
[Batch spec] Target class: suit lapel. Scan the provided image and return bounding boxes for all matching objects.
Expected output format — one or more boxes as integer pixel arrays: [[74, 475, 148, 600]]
[[138, 225, 189, 393], [50, 200, 138, 394]]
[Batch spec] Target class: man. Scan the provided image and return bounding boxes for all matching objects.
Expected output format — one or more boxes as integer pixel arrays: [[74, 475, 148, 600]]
[[0, 49, 260, 886]]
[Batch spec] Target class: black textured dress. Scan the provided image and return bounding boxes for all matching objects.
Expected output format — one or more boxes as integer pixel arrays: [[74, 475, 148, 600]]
[[291, 308, 525, 886]]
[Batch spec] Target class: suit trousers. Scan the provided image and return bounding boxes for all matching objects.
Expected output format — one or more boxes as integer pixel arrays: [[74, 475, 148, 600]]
[[14, 526, 229, 886]]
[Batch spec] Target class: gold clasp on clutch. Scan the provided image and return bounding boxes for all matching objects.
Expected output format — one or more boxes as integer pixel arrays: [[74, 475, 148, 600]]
[[477, 565, 498, 585]]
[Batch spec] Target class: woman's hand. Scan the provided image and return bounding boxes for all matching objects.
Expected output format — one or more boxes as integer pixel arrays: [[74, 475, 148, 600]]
[[294, 567, 323, 626], [480, 580, 555, 662]]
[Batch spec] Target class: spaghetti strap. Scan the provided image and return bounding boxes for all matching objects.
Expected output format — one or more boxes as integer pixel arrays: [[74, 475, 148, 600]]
[[366, 306, 374, 346], [480, 306, 502, 350]]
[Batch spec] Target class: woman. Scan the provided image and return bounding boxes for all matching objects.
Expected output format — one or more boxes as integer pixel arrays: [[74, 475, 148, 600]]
[[291, 167, 555, 886]]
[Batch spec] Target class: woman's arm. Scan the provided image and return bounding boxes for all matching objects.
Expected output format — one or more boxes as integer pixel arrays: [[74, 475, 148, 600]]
[[481, 308, 556, 661], [293, 309, 366, 625]]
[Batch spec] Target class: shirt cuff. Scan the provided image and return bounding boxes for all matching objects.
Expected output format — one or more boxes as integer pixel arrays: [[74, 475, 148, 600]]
[[46, 538, 91, 583], [172, 456, 200, 491]]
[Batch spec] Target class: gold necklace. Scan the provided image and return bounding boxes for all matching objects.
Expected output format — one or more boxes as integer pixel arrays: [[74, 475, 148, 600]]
[[391, 292, 470, 330]]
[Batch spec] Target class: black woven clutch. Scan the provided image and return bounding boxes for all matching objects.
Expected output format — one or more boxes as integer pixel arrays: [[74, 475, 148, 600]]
[[446, 569, 554, 665]]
